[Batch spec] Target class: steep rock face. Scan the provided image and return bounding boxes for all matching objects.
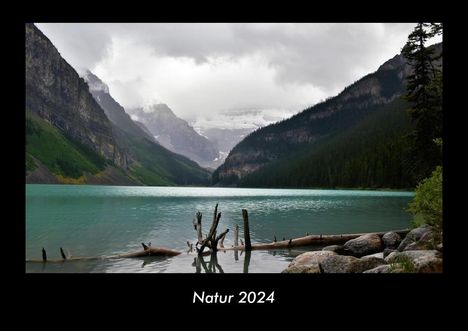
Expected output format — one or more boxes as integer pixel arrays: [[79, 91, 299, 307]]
[[213, 43, 442, 185], [82, 70, 156, 143], [128, 104, 219, 167], [25, 23, 127, 168]]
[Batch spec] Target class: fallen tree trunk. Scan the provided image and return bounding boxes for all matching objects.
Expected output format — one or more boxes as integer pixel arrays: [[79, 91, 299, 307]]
[[26, 256, 102, 263], [224, 229, 410, 251], [116, 246, 182, 258], [26, 246, 181, 263]]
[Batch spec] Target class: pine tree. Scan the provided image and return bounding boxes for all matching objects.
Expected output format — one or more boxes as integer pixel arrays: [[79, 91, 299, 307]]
[[401, 23, 443, 182]]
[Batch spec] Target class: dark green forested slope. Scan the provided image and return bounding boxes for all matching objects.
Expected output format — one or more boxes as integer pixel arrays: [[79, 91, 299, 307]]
[[26, 110, 211, 186], [238, 98, 414, 189], [26, 111, 110, 183], [213, 43, 441, 189], [112, 126, 212, 186]]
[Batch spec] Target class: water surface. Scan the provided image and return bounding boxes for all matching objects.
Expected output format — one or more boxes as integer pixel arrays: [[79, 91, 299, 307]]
[[26, 185, 414, 273]]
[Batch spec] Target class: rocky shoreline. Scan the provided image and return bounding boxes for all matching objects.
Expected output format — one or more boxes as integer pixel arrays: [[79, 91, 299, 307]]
[[282, 224, 443, 273]]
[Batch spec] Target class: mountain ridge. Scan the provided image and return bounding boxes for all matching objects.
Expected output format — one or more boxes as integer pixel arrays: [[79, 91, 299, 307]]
[[26, 23, 211, 186], [127, 104, 219, 168], [213, 43, 442, 188]]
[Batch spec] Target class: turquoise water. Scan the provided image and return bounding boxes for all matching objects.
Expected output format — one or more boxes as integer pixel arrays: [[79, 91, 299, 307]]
[[25, 185, 414, 273]]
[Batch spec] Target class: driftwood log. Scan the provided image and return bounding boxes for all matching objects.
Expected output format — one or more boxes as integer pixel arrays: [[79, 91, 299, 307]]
[[225, 229, 410, 251], [193, 203, 229, 254]]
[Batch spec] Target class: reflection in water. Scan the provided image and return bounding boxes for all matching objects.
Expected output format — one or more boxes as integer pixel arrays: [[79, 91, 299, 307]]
[[134, 256, 171, 269], [192, 250, 251, 273], [243, 250, 251, 273], [25, 248, 298, 273]]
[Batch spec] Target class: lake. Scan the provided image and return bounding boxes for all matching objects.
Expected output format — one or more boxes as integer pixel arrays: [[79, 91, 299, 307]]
[[25, 185, 414, 273]]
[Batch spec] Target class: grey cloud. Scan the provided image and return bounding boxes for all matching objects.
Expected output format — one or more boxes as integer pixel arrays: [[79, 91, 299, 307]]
[[36, 23, 416, 89], [33, 23, 418, 121], [92, 23, 415, 92], [35, 23, 114, 70]]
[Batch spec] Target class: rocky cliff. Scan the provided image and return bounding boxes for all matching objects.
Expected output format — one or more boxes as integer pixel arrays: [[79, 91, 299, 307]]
[[25, 23, 128, 168]]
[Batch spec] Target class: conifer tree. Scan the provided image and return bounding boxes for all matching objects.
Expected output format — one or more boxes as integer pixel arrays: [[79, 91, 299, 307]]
[[401, 23, 443, 181]]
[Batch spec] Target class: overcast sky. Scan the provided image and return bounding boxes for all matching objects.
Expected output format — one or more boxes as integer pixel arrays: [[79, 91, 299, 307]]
[[35, 23, 437, 123]]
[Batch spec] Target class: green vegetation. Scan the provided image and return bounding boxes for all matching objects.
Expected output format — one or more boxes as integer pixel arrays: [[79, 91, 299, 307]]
[[26, 153, 37, 172], [213, 48, 417, 189], [390, 255, 416, 273], [402, 23, 443, 230], [238, 98, 415, 189], [401, 23, 443, 183], [408, 166, 442, 229], [113, 127, 211, 186], [26, 111, 211, 185], [26, 111, 106, 178]]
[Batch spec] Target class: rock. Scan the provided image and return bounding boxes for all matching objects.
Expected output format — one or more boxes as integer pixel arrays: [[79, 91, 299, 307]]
[[320, 254, 386, 273], [437, 243, 443, 252], [387, 264, 406, 273], [398, 225, 434, 251], [282, 250, 336, 273], [403, 241, 427, 251], [385, 251, 399, 263], [322, 245, 345, 254], [281, 265, 321, 273], [385, 250, 442, 273], [288, 250, 337, 267], [382, 232, 402, 249], [362, 252, 384, 259], [343, 233, 382, 257], [419, 231, 436, 243], [320, 255, 358, 273], [349, 257, 386, 273], [383, 248, 396, 258], [363, 265, 392, 273], [403, 231, 438, 251]]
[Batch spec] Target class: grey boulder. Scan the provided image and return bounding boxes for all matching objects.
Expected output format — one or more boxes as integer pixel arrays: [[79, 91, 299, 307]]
[[282, 250, 336, 273], [385, 250, 442, 273], [320, 255, 385, 273], [382, 232, 402, 249], [343, 233, 382, 257]]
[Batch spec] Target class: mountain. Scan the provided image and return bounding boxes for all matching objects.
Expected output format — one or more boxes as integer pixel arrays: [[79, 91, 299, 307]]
[[213, 43, 442, 189], [134, 121, 155, 140], [82, 70, 156, 143], [127, 104, 219, 168], [191, 108, 296, 168], [193, 127, 253, 168], [26, 23, 211, 186]]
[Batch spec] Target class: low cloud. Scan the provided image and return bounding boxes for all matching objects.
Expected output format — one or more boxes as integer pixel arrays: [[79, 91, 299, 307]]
[[35, 23, 424, 122]]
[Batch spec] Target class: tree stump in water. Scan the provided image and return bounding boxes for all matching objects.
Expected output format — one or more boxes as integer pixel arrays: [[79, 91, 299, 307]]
[[242, 209, 252, 251]]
